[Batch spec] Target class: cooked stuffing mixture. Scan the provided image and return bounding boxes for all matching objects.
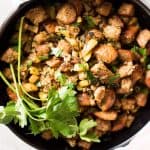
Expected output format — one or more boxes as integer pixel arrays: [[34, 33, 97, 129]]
[[0, 0, 150, 149]]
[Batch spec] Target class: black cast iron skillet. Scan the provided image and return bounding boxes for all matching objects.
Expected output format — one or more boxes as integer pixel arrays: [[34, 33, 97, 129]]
[[0, 0, 150, 150]]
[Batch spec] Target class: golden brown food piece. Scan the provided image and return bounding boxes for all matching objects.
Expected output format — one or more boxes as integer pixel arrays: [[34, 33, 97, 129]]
[[108, 15, 124, 28], [91, 61, 113, 80], [118, 49, 133, 62], [94, 111, 118, 121], [59, 62, 73, 73], [126, 115, 135, 128], [78, 140, 92, 150], [22, 83, 38, 92], [25, 7, 48, 25], [121, 99, 136, 111], [131, 65, 143, 84], [78, 93, 95, 106], [135, 92, 148, 107], [41, 130, 52, 140], [56, 3, 77, 25], [94, 44, 118, 64], [29, 75, 39, 84], [112, 115, 127, 132], [24, 23, 39, 33], [69, 0, 83, 16], [34, 31, 49, 44], [118, 61, 135, 78], [46, 56, 62, 68], [35, 44, 50, 57], [66, 138, 77, 148], [43, 21, 57, 34], [7, 88, 17, 101], [1, 48, 18, 63], [145, 70, 150, 88], [103, 25, 121, 41], [93, 0, 104, 6], [136, 29, 150, 48], [94, 86, 105, 103], [117, 78, 133, 94], [118, 3, 135, 17], [3, 68, 13, 80], [96, 119, 111, 132], [121, 25, 139, 44], [100, 89, 116, 111], [96, 2, 112, 16], [58, 39, 72, 54], [86, 29, 103, 41]]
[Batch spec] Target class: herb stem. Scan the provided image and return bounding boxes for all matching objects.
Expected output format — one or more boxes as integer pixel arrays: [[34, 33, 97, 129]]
[[0, 71, 16, 93]]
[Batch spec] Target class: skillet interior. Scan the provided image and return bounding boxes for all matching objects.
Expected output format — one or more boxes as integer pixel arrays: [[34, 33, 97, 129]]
[[0, 0, 150, 149]]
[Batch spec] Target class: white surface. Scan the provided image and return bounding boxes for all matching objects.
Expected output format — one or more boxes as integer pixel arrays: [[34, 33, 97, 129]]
[[0, 0, 150, 150]]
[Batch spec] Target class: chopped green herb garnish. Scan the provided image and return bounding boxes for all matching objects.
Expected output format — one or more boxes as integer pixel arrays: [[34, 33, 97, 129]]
[[108, 74, 120, 85], [131, 46, 147, 64], [87, 71, 98, 84], [83, 16, 96, 29]]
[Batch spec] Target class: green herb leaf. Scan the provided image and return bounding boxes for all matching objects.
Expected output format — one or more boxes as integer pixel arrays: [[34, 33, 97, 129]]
[[79, 119, 97, 136], [79, 119, 100, 143], [55, 71, 67, 85], [131, 46, 147, 64], [84, 16, 96, 29], [86, 71, 98, 84], [80, 132, 100, 143], [108, 74, 120, 85]]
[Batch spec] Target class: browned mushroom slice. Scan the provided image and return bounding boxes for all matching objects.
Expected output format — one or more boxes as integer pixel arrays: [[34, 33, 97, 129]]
[[1, 48, 18, 63], [96, 2, 112, 17], [118, 3, 135, 17], [69, 0, 83, 16], [25, 7, 48, 25], [112, 114, 128, 132], [131, 65, 143, 84], [136, 29, 150, 48], [94, 86, 106, 104], [94, 44, 118, 64], [96, 119, 111, 132], [56, 3, 77, 25], [78, 93, 95, 106], [145, 70, 150, 88], [93, 0, 104, 6], [94, 111, 118, 121], [118, 49, 133, 62], [135, 92, 148, 107], [121, 99, 136, 111], [99, 89, 116, 111], [121, 25, 139, 44]]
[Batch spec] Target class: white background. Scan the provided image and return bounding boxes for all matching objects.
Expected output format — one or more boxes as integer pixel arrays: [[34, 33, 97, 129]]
[[0, 0, 150, 150]]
